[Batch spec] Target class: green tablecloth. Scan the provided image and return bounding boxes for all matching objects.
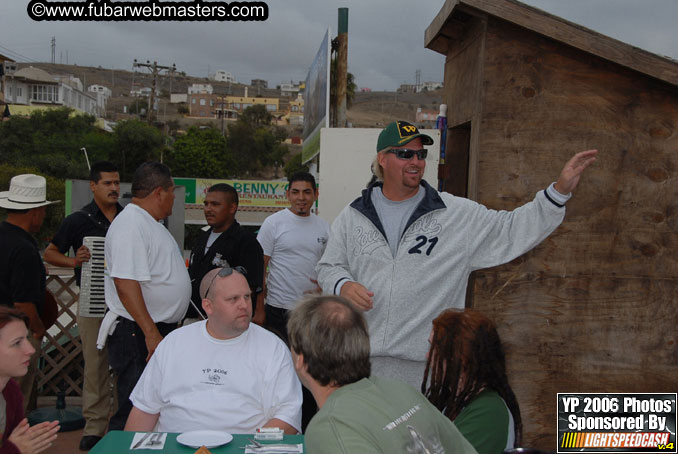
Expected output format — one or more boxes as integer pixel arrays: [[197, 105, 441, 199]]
[[90, 430, 304, 454]]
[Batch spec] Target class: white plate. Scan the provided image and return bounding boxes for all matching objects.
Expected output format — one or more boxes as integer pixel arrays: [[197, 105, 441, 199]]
[[176, 430, 233, 448]]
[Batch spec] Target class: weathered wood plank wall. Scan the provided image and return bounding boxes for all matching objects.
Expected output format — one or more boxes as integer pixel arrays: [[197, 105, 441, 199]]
[[443, 14, 678, 450]]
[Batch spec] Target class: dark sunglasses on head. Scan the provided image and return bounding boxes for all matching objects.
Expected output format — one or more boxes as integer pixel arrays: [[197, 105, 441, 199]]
[[204, 266, 247, 299], [387, 148, 428, 160]]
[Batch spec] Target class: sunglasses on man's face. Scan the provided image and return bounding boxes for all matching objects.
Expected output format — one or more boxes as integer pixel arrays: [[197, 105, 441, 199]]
[[387, 148, 428, 160], [204, 266, 247, 299]]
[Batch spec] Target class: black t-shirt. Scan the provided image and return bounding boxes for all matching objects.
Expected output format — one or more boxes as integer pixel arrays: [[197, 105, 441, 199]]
[[50, 200, 122, 286], [0, 221, 46, 313], [187, 221, 264, 318]]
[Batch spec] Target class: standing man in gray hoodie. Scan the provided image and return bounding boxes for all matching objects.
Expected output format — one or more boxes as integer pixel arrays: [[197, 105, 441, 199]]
[[316, 120, 597, 387]]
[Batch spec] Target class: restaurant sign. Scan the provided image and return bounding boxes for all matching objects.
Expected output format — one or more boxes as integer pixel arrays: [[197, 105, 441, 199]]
[[174, 178, 290, 207]]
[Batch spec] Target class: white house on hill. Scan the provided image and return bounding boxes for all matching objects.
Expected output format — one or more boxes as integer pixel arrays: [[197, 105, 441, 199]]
[[2, 66, 100, 116]]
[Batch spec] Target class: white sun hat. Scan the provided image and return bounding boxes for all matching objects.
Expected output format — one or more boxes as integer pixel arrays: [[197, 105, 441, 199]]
[[0, 174, 60, 209]]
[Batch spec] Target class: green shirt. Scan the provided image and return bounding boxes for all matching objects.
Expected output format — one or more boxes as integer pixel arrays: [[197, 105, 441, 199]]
[[453, 390, 515, 454], [305, 376, 478, 454]]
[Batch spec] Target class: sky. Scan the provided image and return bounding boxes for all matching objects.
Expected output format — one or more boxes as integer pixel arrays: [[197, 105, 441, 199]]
[[1, 0, 677, 91]]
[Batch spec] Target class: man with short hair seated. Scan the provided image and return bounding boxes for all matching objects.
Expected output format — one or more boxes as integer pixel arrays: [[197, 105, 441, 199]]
[[124, 267, 302, 433], [288, 295, 478, 453]]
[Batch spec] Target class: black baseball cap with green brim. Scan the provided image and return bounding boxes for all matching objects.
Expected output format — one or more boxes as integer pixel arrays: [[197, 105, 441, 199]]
[[376, 120, 434, 152]]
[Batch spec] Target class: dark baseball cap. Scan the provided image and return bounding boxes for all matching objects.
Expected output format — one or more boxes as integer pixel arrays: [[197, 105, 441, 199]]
[[376, 120, 434, 152]]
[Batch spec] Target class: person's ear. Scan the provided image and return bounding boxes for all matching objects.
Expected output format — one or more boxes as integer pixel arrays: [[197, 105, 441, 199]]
[[202, 298, 213, 315], [377, 150, 388, 168], [154, 186, 165, 200], [294, 351, 307, 371]]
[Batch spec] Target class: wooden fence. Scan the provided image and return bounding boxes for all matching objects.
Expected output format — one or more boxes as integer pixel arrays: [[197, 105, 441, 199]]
[[41, 266, 84, 397]]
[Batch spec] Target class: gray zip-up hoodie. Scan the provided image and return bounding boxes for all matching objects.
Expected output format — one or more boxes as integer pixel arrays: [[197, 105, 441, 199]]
[[317, 180, 565, 366]]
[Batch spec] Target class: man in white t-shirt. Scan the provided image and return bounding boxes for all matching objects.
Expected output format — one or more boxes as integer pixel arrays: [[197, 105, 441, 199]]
[[256, 172, 329, 340], [125, 267, 302, 434], [104, 162, 191, 430]]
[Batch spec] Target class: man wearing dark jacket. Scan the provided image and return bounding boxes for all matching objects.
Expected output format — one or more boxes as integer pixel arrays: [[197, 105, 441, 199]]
[[0, 174, 58, 412], [187, 183, 264, 322]]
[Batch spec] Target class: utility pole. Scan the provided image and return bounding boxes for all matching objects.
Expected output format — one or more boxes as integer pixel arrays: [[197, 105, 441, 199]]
[[336, 8, 348, 128], [169, 68, 174, 97], [51, 36, 55, 64], [210, 94, 226, 136], [133, 59, 176, 124], [131, 68, 139, 118], [220, 95, 225, 136]]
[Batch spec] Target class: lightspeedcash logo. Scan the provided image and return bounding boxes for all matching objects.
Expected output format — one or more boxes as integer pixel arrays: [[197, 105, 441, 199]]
[[558, 393, 677, 453]]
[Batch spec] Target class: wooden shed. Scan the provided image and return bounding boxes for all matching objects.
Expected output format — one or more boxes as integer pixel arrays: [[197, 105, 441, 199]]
[[425, 0, 678, 449]]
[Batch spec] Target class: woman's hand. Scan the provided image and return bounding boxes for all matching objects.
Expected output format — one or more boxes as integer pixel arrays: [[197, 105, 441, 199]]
[[8, 418, 59, 454]]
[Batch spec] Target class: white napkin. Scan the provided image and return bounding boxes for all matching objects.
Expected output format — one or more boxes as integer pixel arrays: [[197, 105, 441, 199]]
[[96, 311, 119, 350], [130, 432, 167, 450], [244, 443, 304, 454]]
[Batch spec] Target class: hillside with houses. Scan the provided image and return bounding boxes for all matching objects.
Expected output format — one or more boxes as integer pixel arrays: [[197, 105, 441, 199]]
[[1, 59, 443, 136]]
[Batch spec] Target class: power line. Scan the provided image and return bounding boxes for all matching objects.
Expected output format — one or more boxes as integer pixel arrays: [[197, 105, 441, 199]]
[[0, 43, 36, 62]]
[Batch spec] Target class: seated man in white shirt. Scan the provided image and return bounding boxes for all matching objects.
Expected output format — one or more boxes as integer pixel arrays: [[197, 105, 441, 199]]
[[124, 267, 302, 434]]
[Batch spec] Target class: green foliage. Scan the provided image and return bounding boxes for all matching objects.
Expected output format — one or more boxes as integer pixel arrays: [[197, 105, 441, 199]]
[[0, 107, 112, 180], [166, 126, 237, 178], [0, 163, 65, 248], [176, 104, 189, 115], [81, 130, 116, 165], [0, 101, 289, 212], [110, 119, 165, 181], [238, 104, 272, 127], [0, 109, 165, 244], [166, 120, 181, 136], [227, 105, 289, 177], [284, 153, 309, 178]]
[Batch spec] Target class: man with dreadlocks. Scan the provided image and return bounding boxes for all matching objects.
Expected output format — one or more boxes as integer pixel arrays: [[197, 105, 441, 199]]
[[423, 309, 522, 454]]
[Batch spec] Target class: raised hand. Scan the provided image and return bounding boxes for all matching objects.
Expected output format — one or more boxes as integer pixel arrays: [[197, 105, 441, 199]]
[[554, 149, 598, 194]]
